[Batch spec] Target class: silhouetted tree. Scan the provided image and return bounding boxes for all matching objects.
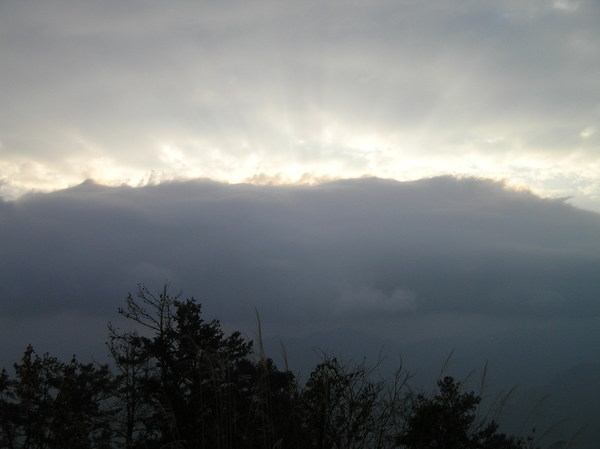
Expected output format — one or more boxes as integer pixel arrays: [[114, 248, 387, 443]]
[[109, 284, 297, 449], [107, 324, 152, 449], [0, 285, 548, 449], [300, 355, 409, 449], [396, 376, 536, 449], [0, 345, 114, 449]]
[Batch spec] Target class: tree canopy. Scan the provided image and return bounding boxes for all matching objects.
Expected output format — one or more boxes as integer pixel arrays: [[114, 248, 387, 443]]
[[1, 285, 539, 449]]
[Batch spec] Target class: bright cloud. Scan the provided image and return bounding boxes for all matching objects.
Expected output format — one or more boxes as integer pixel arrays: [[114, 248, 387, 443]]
[[0, 0, 599, 210]]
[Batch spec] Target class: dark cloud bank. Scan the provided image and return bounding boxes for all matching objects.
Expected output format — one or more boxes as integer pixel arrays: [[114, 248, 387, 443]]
[[2, 176, 600, 445]]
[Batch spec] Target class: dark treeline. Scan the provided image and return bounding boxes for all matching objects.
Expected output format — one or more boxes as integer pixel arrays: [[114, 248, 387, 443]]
[[1, 285, 537, 449]]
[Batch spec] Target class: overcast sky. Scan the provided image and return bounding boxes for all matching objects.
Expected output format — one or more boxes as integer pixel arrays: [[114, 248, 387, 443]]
[[2, 176, 600, 443], [1, 0, 599, 210], [2, 4, 600, 441], [1, 177, 600, 371]]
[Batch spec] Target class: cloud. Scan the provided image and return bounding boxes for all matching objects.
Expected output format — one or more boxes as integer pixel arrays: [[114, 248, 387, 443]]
[[553, 0, 580, 12], [336, 284, 417, 315], [3, 174, 600, 445], [2, 176, 600, 353], [0, 0, 599, 209]]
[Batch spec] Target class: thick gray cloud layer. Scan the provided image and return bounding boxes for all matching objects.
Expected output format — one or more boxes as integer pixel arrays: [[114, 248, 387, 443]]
[[1, 177, 599, 367], [1, 0, 599, 208]]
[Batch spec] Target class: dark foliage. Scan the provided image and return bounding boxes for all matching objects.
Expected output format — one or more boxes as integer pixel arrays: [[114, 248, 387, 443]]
[[107, 284, 298, 449], [396, 376, 534, 449], [0, 346, 114, 449], [1, 285, 540, 449]]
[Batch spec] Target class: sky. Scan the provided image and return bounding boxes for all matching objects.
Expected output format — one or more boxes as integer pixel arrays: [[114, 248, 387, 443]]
[[2, 2, 600, 444], [1, 0, 600, 211], [1, 177, 600, 445], [2, 177, 600, 363]]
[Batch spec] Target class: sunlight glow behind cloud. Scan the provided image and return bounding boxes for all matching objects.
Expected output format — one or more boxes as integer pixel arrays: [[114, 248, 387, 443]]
[[0, 0, 599, 211]]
